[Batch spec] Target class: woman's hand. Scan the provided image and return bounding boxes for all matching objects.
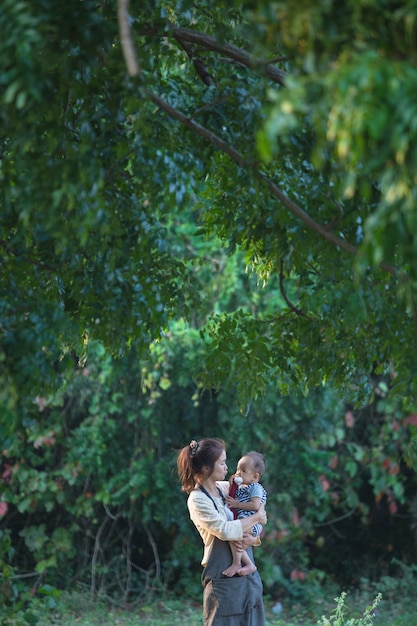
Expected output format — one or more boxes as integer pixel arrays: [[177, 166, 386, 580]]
[[232, 533, 259, 552], [256, 501, 267, 526]]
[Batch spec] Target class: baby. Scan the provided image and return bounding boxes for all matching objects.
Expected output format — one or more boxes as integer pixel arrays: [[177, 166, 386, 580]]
[[223, 451, 267, 577]]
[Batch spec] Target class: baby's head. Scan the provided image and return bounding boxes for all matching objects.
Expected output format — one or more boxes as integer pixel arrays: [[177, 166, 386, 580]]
[[247, 451, 266, 478], [235, 451, 266, 485]]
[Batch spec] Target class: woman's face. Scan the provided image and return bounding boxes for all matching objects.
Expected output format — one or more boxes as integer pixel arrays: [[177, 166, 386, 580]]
[[208, 449, 228, 482]]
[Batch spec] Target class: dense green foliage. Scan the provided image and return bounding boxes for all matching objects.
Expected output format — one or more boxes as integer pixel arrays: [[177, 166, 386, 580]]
[[2, 0, 417, 623], [2, 0, 417, 408], [2, 335, 417, 616]]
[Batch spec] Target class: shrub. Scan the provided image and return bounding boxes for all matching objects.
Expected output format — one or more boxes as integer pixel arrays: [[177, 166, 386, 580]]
[[317, 591, 382, 626]]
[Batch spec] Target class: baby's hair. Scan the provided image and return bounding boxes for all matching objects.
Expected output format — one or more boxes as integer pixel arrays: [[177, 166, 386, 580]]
[[246, 451, 266, 479]]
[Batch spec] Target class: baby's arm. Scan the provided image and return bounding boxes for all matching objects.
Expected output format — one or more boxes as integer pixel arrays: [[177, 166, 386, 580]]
[[239, 496, 261, 512], [226, 495, 261, 511]]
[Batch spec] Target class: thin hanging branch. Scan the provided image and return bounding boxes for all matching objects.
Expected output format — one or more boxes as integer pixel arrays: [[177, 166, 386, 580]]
[[279, 259, 311, 318], [90, 514, 110, 599], [118, 0, 140, 77], [143, 523, 161, 581]]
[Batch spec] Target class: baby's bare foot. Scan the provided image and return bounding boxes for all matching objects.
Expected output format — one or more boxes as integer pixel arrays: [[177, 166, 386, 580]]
[[237, 563, 257, 576], [222, 564, 241, 577]]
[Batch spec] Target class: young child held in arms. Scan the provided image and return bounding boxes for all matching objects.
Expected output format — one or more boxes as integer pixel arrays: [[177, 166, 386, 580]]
[[223, 451, 267, 577]]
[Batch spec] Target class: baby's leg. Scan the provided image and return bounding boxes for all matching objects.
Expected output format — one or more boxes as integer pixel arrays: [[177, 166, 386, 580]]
[[236, 550, 257, 576], [222, 542, 243, 577], [222, 545, 257, 577]]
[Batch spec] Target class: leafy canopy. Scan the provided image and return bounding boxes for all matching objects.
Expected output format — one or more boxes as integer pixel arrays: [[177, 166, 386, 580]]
[[1, 0, 417, 413]]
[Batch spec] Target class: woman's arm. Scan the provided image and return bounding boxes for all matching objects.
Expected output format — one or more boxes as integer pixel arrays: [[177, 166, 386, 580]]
[[188, 491, 244, 542], [232, 532, 261, 552], [238, 501, 266, 534], [188, 492, 266, 543]]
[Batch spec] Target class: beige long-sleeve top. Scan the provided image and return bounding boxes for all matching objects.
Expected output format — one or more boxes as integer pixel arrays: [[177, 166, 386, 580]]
[[187, 481, 244, 566]]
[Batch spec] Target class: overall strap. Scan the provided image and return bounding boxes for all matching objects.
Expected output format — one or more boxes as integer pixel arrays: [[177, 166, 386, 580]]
[[199, 485, 225, 511]]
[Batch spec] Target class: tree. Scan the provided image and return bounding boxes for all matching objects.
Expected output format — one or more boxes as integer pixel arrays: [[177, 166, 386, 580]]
[[4, 4, 417, 615], [2, 0, 417, 417]]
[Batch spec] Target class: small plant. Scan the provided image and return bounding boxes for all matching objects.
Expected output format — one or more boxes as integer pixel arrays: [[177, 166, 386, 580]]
[[317, 591, 382, 626]]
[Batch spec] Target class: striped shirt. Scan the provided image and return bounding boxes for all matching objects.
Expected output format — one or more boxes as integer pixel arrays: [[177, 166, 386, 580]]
[[236, 481, 267, 537]]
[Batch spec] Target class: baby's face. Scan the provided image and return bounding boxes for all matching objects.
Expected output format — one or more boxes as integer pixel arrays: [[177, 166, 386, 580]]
[[235, 456, 258, 485]]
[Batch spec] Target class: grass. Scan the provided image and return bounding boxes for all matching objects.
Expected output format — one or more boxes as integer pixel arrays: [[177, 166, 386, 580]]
[[33, 589, 417, 626]]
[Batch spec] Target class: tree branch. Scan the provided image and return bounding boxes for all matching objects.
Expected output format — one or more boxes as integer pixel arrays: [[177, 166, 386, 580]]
[[145, 89, 399, 275], [143, 523, 161, 581], [173, 32, 216, 86], [0, 240, 59, 272], [279, 259, 310, 318], [170, 26, 286, 85], [118, 0, 140, 77], [257, 173, 358, 256], [91, 513, 110, 599], [146, 88, 247, 163]]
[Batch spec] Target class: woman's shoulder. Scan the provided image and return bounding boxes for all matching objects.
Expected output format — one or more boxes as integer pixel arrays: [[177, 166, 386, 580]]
[[215, 481, 230, 498], [188, 486, 225, 518], [187, 488, 208, 513], [188, 487, 219, 505], [188, 487, 204, 501]]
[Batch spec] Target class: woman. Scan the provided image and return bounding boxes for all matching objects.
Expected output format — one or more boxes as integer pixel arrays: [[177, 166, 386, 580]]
[[177, 438, 267, 625]]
